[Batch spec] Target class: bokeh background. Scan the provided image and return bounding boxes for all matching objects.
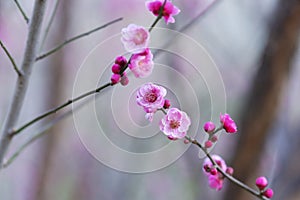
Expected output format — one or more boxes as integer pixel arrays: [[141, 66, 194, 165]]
[[0, 0, 300, 199]]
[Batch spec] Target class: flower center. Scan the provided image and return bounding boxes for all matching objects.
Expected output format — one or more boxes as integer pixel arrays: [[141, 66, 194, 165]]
[[144, 92, 157, 103], [134, 31, 145, 45], [170, 120, 180, 129]]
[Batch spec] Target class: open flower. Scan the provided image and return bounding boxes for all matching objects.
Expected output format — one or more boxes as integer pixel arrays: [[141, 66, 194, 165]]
[[136, 82, 167, 115], [121, 24, 150, 53], [160, 108, 191, 139], [220, 113, 237, 133], [202, 155, 228, 191], [146, 0, 180, 24], [129, 48, 154, 78]]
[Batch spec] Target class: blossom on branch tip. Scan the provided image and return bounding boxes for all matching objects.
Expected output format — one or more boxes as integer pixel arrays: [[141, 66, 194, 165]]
[[159, 108, 191, 139], [129, 48, 154, 78], [136, 82, 167, 115], [220, 113, 237, 133], [203, 121, 216, 133], [121, 24, 150, 53], [146, 0, 180, 24]]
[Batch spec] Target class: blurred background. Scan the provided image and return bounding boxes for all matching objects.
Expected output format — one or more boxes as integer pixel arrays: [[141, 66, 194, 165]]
[[0, 0, 300, 199]]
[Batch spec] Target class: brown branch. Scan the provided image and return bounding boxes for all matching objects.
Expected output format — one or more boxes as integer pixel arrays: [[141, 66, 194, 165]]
[[13, 0, 29, 24], [185, 136, 268, 200], [11, 82, 112, 136], [0, 40, 23, 76], [35, 17, 123, 61]]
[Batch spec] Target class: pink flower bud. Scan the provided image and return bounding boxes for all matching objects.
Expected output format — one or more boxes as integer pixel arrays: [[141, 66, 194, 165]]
[[263, 188, 274, 199], [167, 135, 178, 141], [111, 74, 121, 85], [183, 139, 189, 144], [111, 64, 121, 74], [120, 72, 129, 86], [205, 140, 213, 148], [226, 167, 234, 175], [203, 121, 216, 133], [220, 113, 237, 133], [210, 168, 217, 175], [203, 164, 210, 172], [211, 135, 218, 143], [115, 56, 127, 66], [163, 99, 171, 109], [256, 176, 268, 190]]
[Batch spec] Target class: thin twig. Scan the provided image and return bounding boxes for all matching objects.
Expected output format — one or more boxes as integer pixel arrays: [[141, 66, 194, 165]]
[[10, 0, 219, 139], [11, 82, 112, 136], [0, 40, 22, 76], [13, 0, 29, 24], [1, 91, 97, 169], [35, 17, 123, 61], [40, 0, 60, 51], [0, 0, 47, 168], [185, 136, 268, 200]]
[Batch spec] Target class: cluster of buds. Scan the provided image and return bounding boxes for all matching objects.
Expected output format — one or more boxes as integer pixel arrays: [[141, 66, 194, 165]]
[[256, 176, 274, 199], [110, 56, 129, 86], [202, 155, 234, 191], [203, 113, 237, 149]]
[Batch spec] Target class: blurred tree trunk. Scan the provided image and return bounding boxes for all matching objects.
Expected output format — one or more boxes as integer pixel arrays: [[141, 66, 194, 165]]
[[32, 1, 70, 199], [224, 0, 300, 199]]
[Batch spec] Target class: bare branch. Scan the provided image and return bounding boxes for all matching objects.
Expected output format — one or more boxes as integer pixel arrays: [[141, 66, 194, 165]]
[[40, 0, 60, 51], [0, 40, 23, 76], [12, 83, 112, 136], [0, 0, 47, 167], [2, 85, 111, 168], [13, 0, 29, 24], [35, 17, 123, 61]]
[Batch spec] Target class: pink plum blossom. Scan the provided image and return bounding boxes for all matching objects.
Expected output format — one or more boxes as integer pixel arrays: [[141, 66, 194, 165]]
[[203, 155, 228, 191], [136, 82, 167, 114], [129, 48, 154, 78], [159, 108, 191, 139], [220, 113, 237, 133], [146, 0, 180, 24], [207, 175, 224, 191], [121, 24, 150, 53]]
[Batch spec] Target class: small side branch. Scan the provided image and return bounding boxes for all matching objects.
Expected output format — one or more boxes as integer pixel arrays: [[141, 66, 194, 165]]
[[11, 82, 112, 136], [185, 136, 268, 200], [35, 17, 123, 61], [13, 0, 29, 24], [0, 40, 23, 76], [40, 0, 60, 50]]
